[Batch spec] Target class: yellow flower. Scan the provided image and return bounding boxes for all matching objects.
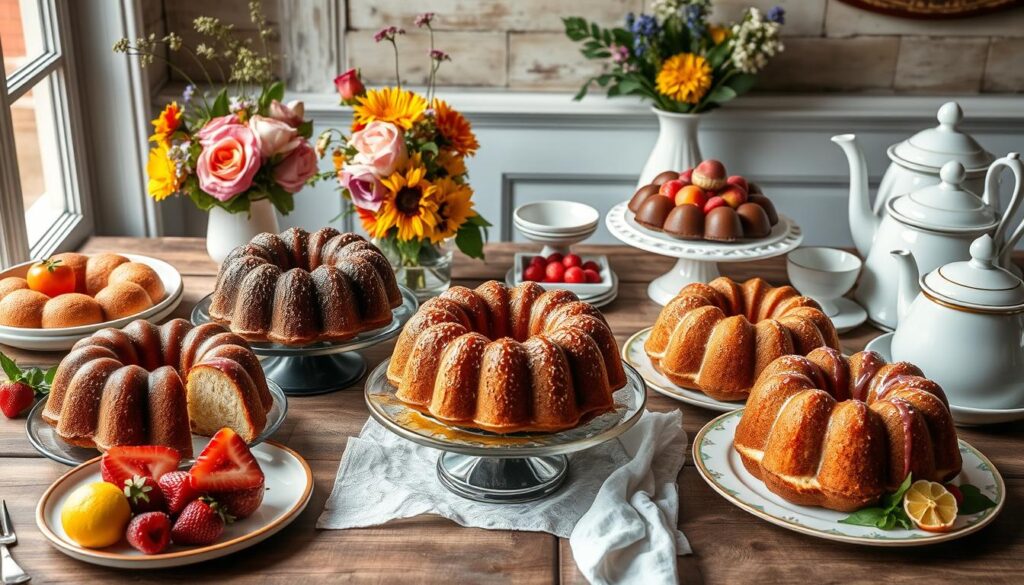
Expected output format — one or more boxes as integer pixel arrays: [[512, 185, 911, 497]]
[[353, 87, 427, 131], [357, 206, 390, 239], [332, 147, 346, 172], [146, 143, 180, 201], [432, 98, 478, 157], [436, 150, 467, 179], [149, 101, 182, 145], [656, 53, 713, 105], [709, 25, 729, 45], [430, 177, 476, 243], [377, 155, 439, 241]]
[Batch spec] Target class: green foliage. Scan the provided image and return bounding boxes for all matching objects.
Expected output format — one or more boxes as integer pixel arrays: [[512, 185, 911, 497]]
[[958, 484, 997, 515], [210, 89, 230, 118], [0, 352, 56, 396], [839, 474, 914, 530]]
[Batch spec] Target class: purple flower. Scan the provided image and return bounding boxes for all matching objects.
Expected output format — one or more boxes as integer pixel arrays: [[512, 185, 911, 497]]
[[625, 12, 635, 28], [414, 12, 434, 27], [685, 5, 705, 35], [767, 6, 785, 24], [182, 84, 194, 105], [429, 49, 451, 62], [610, 43, 630, 64], [374, 26, 405, 43], [630, 13, 658, 38]]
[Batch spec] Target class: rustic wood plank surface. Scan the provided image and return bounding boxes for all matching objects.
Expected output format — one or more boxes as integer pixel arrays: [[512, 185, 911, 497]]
[[0, 238, 1020, 584]]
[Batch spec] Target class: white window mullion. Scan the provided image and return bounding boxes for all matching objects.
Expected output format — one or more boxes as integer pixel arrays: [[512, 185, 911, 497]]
[[6, 52, 62, 102], [0, 30, 30, 267]]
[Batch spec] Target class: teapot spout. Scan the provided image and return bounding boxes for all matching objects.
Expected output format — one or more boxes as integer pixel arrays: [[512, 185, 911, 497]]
[[890, 249, 921, 325], [831, 134, 878, 257]]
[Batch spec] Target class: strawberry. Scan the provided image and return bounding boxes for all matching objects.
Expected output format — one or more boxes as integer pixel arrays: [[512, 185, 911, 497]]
[[213, 477, 265, 519], [126, 512, 172, 555], [0, 382, 34, 419], [561, 254, 582, 269], [0, 352, 56, 418], [171, 497, 229, 546], [158, 470, 203, 515], [189, 428, 264, 492], [100, 445, 181, 487], [123, 475, 167, 514], [946, 484, 965, 506]]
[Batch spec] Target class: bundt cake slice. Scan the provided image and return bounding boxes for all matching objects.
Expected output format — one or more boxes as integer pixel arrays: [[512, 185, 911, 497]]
[[734, 348, 962, 512], [387, 282, 625, 434], [209, 227, 402, 346], [645, 277, 839, 401]]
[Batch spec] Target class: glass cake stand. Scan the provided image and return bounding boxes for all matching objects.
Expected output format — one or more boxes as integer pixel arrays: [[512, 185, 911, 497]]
[[364, 358, 648, 503], [191, 286, 418, 396]]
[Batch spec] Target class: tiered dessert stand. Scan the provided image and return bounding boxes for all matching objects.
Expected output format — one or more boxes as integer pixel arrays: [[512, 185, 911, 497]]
[[364, 359, 647, 503], [191, 286, 418, 396], [605, 201, 803, 305]]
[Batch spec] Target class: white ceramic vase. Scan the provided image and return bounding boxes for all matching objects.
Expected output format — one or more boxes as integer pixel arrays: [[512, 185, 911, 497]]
[[637, 107, 703, 189], [205, 198, 280, 263]]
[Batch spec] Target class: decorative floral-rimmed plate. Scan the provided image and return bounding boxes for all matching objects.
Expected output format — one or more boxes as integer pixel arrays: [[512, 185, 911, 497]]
[[693, 409, 1005, 546], [36, 438, 313, 569], [622, 327, 742, 413]]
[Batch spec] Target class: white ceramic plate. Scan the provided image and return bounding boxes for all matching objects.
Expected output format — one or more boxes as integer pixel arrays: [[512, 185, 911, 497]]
[[36, 438, 313, 569], [621, 327, 742, 412], [510, 253, 614, 296], [693, 409, 1005, 546], [504, 268, 619, 307]]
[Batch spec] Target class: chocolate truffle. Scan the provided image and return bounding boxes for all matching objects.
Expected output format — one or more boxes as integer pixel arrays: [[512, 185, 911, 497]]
[[748, 193, 778, 225], [635, 196, 675, 231], [736, 202, 772, 238], [629, 183, 661, 213], [747, 181, 763, 195], [703, 206, 743, 242], [651, 170, 680, 186], [663, 204, 705, 240]]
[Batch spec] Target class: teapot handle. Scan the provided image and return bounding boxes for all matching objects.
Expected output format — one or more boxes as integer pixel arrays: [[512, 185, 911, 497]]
[[990, 153, 1024, 259]]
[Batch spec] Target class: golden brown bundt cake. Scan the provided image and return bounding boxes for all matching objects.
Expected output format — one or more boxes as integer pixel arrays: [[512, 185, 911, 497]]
[[209, 227, 402, 346], [734, 348, 962, 512], [43, 319, 273, 456], [388, 282, 625, 434], [645, 277, 839, 401]]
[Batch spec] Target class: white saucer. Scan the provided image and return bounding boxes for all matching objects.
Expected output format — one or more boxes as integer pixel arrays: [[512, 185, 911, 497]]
[[865, 332, 1024, 426], [819, 297, 868, 333]]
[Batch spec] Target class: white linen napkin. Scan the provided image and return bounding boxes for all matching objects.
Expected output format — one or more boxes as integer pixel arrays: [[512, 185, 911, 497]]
[[317, 410, 691, 582]]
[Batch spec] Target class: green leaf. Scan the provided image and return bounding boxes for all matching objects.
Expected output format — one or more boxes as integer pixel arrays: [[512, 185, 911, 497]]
[[211, 89, 230, 118], [706, 42, 731, 69], [726, 73, 759, 96], [958, 484, 997, 515], [419, 141, 439, 156], [467, 214, 492, 227], [838, 507, 887, 527], [0, 353, 20, 381], [43, 365, 57, 385], [266, 81, 285, 104], [572, 80, 592, 101], [265, 185, 296, 216], [296, 120, 314, 139], [883, 474, 913, 511], [455, 223, 485, 260], [563, 17, 589, 41], [706, 85, 737, 105]]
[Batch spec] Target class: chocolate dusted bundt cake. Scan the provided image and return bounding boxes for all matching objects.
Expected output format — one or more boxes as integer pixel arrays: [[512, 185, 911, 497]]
[[645, 277, 839, 401], [735, 348, 962, 512], [387, 282, 626, 434], [43, 319, 273, 456], [209, 227, 403, 346]]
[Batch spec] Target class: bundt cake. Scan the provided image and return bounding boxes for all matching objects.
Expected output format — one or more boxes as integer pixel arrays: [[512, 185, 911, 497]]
[[209, 227, 403, 346], [43, 319, 273, 456], [645, 277, 839, 401], [387, 281, 626, 433], [734, 348, 963, 512]]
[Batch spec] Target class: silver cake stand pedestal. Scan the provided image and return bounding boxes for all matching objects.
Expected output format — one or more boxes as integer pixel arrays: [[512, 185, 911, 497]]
[[605, 202, 803, 305], [365, 358, 647, 503], [192, 286, 418, 396]]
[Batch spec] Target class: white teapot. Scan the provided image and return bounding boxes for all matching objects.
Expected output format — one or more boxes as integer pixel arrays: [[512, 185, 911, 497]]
[[891, 235, 1024, 410]]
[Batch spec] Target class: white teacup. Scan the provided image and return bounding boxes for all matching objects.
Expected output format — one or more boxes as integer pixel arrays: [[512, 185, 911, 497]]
[[786, 247, 862, 317]]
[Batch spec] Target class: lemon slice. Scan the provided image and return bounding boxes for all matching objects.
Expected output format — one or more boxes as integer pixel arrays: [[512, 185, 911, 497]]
[[903, 480, 958, 533]]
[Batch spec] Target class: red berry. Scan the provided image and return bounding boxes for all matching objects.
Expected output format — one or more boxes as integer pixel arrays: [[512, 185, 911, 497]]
[[564, 266, 586, 284], [124, 475, 168, 514], [658, 179, 686, 198], [171, 497, 227, 546], [562, 254, 582, 269], [159, 470, 203, 515], [546, 253, 563, 264], [126, 512, 172, 555], [213, 477, 265, 520], [583, 268, 602, 283], [946, 484, 964, 506], [0, 381, 34, 419], [581, 260, 600, 272], [523, 264, 545, 282], [188, 428, 264, 492], [529, 255, 546, 268], [544, 262, 565, 282]]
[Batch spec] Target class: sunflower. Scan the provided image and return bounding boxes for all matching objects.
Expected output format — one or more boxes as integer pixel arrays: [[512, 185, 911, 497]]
[[436, 149, 467, 179], [432, 98, 478, 157], [356, 205, 391, 239], [377, 155, 440, 241], [656, 53, 713, 105], [146, 143, 180, 201], [149, 101, 182, 146], [430, 177, 476, 243], [353, 87, 427, 131]]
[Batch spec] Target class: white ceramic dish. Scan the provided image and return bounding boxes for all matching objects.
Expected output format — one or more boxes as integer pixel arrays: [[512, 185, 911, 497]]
[[787, 247, 862, 317], [513, 201, 600, 234], [36, 438, 313, 569], [823, 297, 868, 333], [511, 253, 613, 296], [694, 409, 1004, 546]]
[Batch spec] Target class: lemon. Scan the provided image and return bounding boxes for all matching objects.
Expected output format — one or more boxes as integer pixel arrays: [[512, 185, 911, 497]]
[[61, 482, 132, 548], [903, 480, 958, 533]]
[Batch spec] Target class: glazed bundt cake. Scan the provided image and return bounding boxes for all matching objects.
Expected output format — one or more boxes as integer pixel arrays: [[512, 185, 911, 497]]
[[43, 319, 273, 456], [209, 227, 402, 346], [645, 277, 839, 401], [734, 348, 962, 512], [388, 281, 626, 433]]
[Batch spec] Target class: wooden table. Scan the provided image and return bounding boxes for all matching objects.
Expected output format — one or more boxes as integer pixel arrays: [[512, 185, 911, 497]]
[[1, 238, 1021, 584]]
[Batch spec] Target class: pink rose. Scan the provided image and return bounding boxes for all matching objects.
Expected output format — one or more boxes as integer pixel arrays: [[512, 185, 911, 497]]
[[196, 124, 261, 201], [334, 69, 365, 102], [350, 121, 407, 177], [273, 141, 318, 193], [196, 114, 241, 146], [340, 163, 386, 212], [269, 99, 305, 127], [249, 115, 300, 159]]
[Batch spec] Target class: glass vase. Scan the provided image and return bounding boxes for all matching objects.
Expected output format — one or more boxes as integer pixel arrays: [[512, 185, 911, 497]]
[[377, 238, 454, 300]]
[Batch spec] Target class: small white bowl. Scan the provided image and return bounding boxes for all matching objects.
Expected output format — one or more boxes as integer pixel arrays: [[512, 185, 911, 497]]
[[513, 201, 600, 234], [786, 247, 862, 316], [512, 253, 614, 296]]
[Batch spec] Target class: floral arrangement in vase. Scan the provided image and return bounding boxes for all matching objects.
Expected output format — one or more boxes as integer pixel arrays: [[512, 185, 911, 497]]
[[318, 13, 490, 297]]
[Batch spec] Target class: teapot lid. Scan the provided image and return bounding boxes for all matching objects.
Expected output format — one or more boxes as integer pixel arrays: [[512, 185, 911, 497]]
[[889, 161, 998, 232], [924, 235, 1024, 310], [890, 102, 994, 173]]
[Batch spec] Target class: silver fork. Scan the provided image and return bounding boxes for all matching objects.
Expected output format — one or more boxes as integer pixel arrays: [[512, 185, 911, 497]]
[[0, 501, 29, 584]]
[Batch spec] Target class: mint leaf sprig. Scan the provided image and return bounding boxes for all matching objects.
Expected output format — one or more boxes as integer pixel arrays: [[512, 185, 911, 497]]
[[839, 474, 914, 530], [0, 351, 57, 397], [958, 484, 997, 515]]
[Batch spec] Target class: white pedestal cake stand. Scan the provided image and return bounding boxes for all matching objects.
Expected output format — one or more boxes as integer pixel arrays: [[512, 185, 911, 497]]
[[191, 286, 418, 396], [605, 202, 804, 305], [364, 358, 647, 503]]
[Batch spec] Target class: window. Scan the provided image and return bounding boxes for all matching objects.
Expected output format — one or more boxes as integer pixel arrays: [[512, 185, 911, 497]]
[[0, 0, 89, 268]]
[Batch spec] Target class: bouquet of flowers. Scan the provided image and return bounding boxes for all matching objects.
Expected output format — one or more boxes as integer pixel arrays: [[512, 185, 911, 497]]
[[564, 0, 785, 113], [114, 1, 318, 215], [318, 13, 490, 275]]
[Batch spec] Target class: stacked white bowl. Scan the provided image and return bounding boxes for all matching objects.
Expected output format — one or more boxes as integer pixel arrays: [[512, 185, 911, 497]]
[[512, 201, 600, 258]]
